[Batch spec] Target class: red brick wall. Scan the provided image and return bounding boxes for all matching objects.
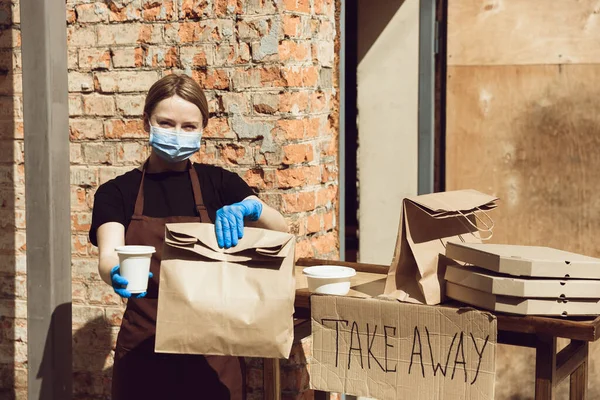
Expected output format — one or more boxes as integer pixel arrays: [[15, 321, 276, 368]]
[[0, 0, 340, 399]]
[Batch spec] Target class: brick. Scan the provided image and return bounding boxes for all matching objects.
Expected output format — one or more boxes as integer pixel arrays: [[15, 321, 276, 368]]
[[243, 168, 275, 190], [282, 66, 319, 87], [83, 94, 116, 116], [0, 28, 20, 49], [215, 0, 242, 16], [306, 213, 320, 233], [94, 70, 159, 93], [276, 166, 320, 188], [180, 45, 214, 68], [165, 20, 234, 44], [99, 166, 136, 184], [314, 41, 334, 67], [117, 142, 149, 164], [232, 67, 284, 90], [323, 210, 334, 231], [67, 8, 77, 24], [71, 212, 93, 232], [104, 119, 146, 139], [70, 167, 98, 187], [244, 0, 277, 14], [283, 0, 310, 13], [310, 91, 329, 113], [282, 143, 313, 164], [295, 238, 314, 258], [283, 15, 302, 38], [311, 232, 338, 256], [219, 143, 254, 165], [215, 42, 250, 65], [280, 91, 309, 114], [192, 69, 229, 90], [142, 0, 176, 21], [70, 119, 104, 141], [204, 117, 234, 139], [279, 40, 311, 62], [252, 93, 279, 115], [221, 92, 250, 114], [69, 94, 84, 116], [68, 49, 79, 70], [316, 185, 336, 208], [88, 282, 122, 306], [179, 0, 211, 19], [282, 192, 315, 213], [313, 0, 333, 14], [105, 307, 125, 326], [72, 305, 105, 328], [75, 3, 110, 23], [115, 95, 145, 116], [78, 48, 111, 71], [67, 26, 96, 48], [108, 0, 142, 22], [97, 23, 162, 46], [145, 46, 179, 68], [70, 143, 84, 165], [111, 47, 144, 68], [274, 119, 304, 140], [235, 17, 273, 41], [82, 143, 116, 165], [68, 72, 94, 93]]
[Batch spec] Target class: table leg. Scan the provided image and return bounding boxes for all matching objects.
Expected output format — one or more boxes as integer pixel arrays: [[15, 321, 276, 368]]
[[569, 342, 588, 400], [535, 335, 557, 400], [264, 358, 281, 400]]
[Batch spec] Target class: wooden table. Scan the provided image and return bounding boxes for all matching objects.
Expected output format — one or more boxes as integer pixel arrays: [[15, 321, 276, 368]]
[[289, 258, 600, 400]]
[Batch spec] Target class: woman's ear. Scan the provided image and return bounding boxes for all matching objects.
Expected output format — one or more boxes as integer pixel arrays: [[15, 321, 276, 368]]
[[143, 114, 150, 132]]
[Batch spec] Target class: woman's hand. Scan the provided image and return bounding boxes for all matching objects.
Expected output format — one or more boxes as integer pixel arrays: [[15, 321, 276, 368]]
[[110, 265, 153, 299], [215, 198, 263, 248]]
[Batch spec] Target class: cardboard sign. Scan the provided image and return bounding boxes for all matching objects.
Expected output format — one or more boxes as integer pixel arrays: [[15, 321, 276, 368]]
[[310, 296, 497, 400]]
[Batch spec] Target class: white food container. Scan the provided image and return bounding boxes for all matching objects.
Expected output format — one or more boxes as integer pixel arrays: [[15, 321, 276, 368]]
[[302, 265, 356, 295]]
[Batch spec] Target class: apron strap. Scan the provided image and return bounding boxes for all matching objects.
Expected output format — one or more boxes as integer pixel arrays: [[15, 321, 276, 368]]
[[188, 162, 210, 222], [132, 160, 210, 222], [132, 160, 149, 219]]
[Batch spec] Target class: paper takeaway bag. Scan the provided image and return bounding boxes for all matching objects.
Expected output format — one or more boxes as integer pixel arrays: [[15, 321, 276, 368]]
[[383, 189, 498, 305], [155, 222, 296, 359]]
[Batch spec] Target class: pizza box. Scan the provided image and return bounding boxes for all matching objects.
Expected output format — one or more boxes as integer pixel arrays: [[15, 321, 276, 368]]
[[445, 242, 600, 279], [446, 282, 600, 316], [445, 264, 600, 298]]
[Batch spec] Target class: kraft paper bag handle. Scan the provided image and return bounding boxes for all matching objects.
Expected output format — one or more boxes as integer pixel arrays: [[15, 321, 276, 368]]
[[455, 208, 494, 241]]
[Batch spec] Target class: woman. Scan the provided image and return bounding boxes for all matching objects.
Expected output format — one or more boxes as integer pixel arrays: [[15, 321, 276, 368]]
[[89, 74, 288, 399]]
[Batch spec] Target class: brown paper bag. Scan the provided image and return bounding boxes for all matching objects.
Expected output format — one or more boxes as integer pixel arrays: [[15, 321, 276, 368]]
[[383, 189, 498, 305], [155, 222, 296, 359]]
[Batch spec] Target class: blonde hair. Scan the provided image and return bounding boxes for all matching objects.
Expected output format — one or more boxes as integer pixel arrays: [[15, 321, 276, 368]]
[[144, 74, 209, 128]]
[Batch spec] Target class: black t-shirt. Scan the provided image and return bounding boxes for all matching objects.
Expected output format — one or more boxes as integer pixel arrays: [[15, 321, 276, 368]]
[[89, 163, 255, 246]]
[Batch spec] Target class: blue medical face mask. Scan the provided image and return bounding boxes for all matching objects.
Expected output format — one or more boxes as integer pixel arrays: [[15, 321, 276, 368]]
[[149, 125, 202, 163]]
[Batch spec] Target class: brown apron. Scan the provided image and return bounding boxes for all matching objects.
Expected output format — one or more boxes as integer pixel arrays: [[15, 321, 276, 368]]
[[112, 161, 246, 400]]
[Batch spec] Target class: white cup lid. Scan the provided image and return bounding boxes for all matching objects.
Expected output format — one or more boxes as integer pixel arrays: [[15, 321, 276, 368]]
[[302, 265, 356, 279], [115, 245, 156, 255]]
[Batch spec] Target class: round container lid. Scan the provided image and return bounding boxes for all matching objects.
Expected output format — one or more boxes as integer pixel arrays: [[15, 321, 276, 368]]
[[115, 245, 156, 255], [302, 265, 356, 279]]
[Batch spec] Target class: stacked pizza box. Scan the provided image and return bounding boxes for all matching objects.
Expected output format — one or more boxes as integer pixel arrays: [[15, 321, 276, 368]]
[[443, 242, 600, 316]]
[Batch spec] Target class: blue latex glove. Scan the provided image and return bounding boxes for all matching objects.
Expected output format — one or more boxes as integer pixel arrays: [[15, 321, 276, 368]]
[[215, 198, 263, 249], [110, 265, 153, 299]]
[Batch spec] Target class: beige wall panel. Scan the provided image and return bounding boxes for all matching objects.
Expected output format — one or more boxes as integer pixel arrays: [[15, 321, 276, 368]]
[[447, 64, 600, 254], [448, 0, 600, 66], [446, 63, 600, 399], [357, 0, 420, 265]]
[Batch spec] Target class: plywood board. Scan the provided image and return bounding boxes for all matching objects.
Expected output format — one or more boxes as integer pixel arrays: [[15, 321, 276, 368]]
[[447, 283, 600, 316], [446, 64, 600, 257], [448, 0, 600, 66], [445, 264, 600, 298]]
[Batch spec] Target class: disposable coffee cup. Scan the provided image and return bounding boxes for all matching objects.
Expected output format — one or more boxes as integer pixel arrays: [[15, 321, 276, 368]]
[[115, 245, 156, 294]]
